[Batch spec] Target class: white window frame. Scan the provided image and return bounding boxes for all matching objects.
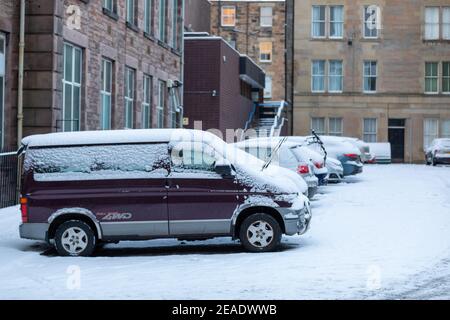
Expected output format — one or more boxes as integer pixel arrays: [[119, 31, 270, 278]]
[[363, 61, 377, 93], [311, 60, 326, 93], [221, 5, 236, 27], [329, 5, 344, 39], [424, 118, 439, 149], [424, 7, 440, 40], [125, 67, 135, 129], [157, 80, 166, 128], [364, 5, 379, 39], [259, 42, 272, 63], [62, 43, 82, 132], [100, 58, 112, 130], [158, 0, 167, 42], [264, 75, 273, 98], [443, 61, 450, 94], [312, 5, 326, 38], [171, 0, 179, 49], [311, 117, 326, 135], [443, 7, 450, 40], [142, 75, 152, 129], [425, 62, 439, 94], [442, 119, 450, 138], [0, 33, 5, 148], [328, 60, 343, 93], [144, 0, 153, 34], [363, 118, 378, 143], [126, 0, 136, 25], [260, 7, 273, 27], [329, 118, 343, 136], [103, 0, 115, 12]]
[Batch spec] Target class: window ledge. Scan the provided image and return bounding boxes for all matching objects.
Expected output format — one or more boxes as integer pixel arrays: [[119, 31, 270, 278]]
[[171, 48, 182, 56], [361, 37, 381, 42], [423, 39, 450, 44], [158, 40, 170, 50], [126, 22, 139, 33], [310, 37, 345, 42], [144, 32, 156, 42], [102, 8, 119, 21]]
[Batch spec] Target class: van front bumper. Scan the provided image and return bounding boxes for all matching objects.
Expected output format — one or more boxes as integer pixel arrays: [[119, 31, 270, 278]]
[[280, 202, 312, 236], [19, 223, 49, 241]]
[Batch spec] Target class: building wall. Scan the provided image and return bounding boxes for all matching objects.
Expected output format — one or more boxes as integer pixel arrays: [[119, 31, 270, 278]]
[[8, 0, 184, 140], [293, 0, 450, 163], [210, 0, 286, 102], [0, 0, 19, 149], [184, 0, 211, 32], [183, 38, 256, 137], [184, 39, 221, 130]]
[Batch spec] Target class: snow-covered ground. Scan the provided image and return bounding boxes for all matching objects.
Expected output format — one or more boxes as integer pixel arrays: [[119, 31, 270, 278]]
[[0, 165, 449, 300]]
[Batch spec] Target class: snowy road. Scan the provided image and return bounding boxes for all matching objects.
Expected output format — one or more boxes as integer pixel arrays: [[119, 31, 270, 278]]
[[0, 165, 450, 300]]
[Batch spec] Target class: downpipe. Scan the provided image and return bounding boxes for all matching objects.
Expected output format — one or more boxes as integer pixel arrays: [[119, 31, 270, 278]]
[[17, 0, 25, 147]]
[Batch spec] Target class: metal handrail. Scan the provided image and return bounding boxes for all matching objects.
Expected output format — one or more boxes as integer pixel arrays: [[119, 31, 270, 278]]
[[270, 101, 286, 137]]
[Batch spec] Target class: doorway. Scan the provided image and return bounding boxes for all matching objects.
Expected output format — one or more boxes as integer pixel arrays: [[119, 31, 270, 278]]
[[388, 119, 406, 163]]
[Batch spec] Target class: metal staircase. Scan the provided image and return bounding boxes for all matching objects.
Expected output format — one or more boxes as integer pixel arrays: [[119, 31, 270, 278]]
[[243, 101, 287, 139]]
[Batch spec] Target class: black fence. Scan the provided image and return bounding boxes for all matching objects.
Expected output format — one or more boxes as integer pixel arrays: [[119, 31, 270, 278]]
[[0, 148, 20, 209]]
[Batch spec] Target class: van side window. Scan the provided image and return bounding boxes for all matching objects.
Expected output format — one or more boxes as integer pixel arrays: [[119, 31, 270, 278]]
[[25, 144, 170, 181], [170, 143, 219, 173]]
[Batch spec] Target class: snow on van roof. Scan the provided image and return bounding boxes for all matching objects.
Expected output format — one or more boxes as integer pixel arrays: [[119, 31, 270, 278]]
[[22, 129, 222, 148]]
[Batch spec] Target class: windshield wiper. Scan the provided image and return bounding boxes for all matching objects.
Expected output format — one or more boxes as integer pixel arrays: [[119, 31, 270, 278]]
[[262, 137, 288, 171], [310, 130, 327, 165]]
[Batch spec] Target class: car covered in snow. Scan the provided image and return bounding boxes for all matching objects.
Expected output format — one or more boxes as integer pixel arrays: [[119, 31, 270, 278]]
[[287, 136, 364, 176], [343, 138, 372, 164], [233, 139, 320, 198], [425, 138, 450, 166], [18, 129, 311, 256], [325, 157, 345, 183]]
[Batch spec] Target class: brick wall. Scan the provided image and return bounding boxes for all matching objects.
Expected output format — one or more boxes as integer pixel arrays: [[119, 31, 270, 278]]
[[184, 38, 254, 137]]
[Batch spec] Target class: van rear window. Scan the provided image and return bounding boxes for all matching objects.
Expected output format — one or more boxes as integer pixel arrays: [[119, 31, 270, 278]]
[[24, 144, 170, 182]]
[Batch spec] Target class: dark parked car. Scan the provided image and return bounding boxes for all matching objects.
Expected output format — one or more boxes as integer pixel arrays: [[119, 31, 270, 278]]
[[19, 129, 311, 256], [425, 138, 450, 166]]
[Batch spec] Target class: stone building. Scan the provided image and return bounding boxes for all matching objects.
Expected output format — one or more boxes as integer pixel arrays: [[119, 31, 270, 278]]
[[184, 0, 210, 32], [292, 0, 450, 163], [0, 0, 184, 150], [209, 0, 286, 103]]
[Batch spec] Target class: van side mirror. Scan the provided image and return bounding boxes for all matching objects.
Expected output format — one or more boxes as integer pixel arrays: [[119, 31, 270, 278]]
[[215, 159, 235, 179]]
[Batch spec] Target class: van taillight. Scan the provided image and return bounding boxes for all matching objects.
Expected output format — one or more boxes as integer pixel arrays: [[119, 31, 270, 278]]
[[20, 197, 28, 223], [297, 165, 309, 174]]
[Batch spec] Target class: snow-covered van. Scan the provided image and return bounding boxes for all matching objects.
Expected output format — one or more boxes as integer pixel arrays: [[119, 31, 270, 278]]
[[19, 129, 311, 256]]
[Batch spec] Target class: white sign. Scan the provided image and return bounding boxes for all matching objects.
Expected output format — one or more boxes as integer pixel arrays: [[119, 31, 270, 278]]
[[66, 5, 82, 30]]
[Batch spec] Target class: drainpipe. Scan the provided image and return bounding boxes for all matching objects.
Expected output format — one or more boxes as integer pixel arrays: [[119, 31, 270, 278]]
[[17, 0, 25, 147], [180, 0, 185, 128]]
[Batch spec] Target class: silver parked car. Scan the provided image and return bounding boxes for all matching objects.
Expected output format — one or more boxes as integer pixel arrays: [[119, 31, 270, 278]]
[[234, 140, 320, 199]]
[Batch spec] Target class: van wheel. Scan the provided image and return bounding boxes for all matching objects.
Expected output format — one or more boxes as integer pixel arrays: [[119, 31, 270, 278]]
[[239, 214, 282, 253], [54, 220, 96, 257]]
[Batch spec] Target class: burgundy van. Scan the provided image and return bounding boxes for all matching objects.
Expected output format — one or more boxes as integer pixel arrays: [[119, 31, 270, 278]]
[[19, 129, 311, 256]]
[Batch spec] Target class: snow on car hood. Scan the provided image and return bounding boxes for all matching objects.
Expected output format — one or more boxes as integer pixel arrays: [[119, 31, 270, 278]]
[[227, 146, 308, 196]]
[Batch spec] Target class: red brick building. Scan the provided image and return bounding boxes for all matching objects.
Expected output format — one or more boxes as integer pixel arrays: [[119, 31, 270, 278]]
[[183, 33, 265, 137], [0, 0, 184, 150]]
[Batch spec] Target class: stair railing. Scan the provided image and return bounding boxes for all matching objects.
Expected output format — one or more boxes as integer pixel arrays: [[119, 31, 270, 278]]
[[270, 101, 286, 137]]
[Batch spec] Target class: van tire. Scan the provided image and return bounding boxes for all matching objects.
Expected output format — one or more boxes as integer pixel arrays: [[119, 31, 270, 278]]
[[239, 213, 282, 253], [54, 220, 96, 257]]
